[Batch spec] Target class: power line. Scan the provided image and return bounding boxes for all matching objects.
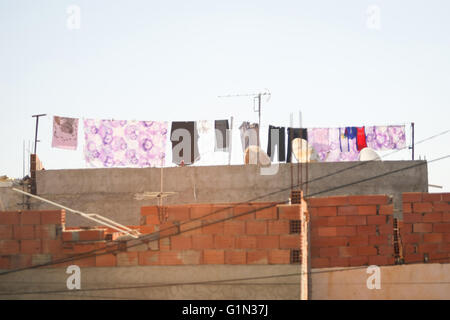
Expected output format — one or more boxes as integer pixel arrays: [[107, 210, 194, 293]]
[[1, 152, 448, 276]]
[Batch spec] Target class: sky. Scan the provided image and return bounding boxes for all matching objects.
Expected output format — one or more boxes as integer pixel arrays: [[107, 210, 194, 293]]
[[0, 0, 449, 191]]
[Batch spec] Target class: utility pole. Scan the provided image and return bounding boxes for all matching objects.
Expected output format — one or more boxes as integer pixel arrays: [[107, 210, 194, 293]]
[[32, 114, 47, 154]]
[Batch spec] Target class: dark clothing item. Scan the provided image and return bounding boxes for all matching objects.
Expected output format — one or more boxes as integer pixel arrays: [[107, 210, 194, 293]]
[[267, 125, 286, 162], [286, 128, 307, 163], [170, 121, 200, 165], [344, 127, 357, 152], [239, 121, 260, 151], [356, 126, 368, 151], [214, 120, 230, 152]]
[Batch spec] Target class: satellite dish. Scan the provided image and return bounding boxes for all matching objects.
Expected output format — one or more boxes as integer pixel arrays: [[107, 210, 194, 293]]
[[359, 147, 381, 161], [244, 145, 271, 166], [291, 138, 314, 163]]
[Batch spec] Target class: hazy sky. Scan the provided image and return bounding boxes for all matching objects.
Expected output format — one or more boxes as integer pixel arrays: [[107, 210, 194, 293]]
[[1, 0, 449, 190]]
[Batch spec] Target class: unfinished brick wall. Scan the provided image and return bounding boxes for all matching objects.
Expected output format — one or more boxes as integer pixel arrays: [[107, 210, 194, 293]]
[[399, 192, 450, 264], [1, 192, 448, 270], [308, 195, 396, 268]]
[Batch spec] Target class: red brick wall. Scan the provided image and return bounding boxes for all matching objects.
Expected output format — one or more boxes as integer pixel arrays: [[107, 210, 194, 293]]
[[1, 192, 448, 270]]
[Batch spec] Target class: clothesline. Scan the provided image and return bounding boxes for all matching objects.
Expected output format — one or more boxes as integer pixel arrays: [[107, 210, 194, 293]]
[[50, 115, 409, 168]]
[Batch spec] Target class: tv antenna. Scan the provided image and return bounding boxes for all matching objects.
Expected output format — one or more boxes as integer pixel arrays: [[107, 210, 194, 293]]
[[218, 89, 271, 148]]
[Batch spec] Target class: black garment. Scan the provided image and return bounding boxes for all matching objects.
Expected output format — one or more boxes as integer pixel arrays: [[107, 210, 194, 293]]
[[170, 121, 200, 165], [286, 128, 307, 163], [214, 120, 230, 152], [267, 125, 286, 162]]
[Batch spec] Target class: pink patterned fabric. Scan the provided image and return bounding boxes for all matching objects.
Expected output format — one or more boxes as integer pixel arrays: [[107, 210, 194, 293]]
[[52, 116, 79, 150], [326, 127, 360, 162], [366, 125, 406, 151], [308, 128, 330, 162], [83, 119, 168, 168]]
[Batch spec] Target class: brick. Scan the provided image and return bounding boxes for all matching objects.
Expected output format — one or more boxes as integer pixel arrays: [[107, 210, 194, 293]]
[[336, 226, 357, 236], [0, 240, 20, 254], [433, 223, 450, 233], [318, 227, 337, 237], [138, 251, 159, 265], [326, 216, 346, 227], [356, 225, 377, 235], [444, 213, 450, 222], [368, 255, 393, 266], [443, 194, 450, 201], [78, 230, 105, 241], [319, 247, 339, 257], [268, 249, 290, 264], [42, 240, 62, 254], [402, 233, 421, 243], [329, 256, 350, 267], [308, 196, 349, 207], [422, 193, 442, 202], [404, 253, 423, 263], [36, 224, 58, 240], [0, 225, 13, 240], [170, 235, 192, 250], [433, 202, 450, 212], [10, 254, 32, 268], [267, 220, 289, 234], [225, 250, 246, 264], [357, 246, 378, 256], [367, 216, 387, 225], [357, 206, 377, 215], [402, 193, 423, 202], [422, 213, 442, 223], [337, 206, 358, 216], [117, 252, 139, 266], [177, 250, 202, 265], [223, 221, 245, 235], [348, 235, 369, 246], [278, 205, 301, 220], [399, 223, 413, 234], [179, 220, 203, 236], [214, 235, 235, 249], [311, 257, 330, 268], [20, 211, 40, 225], [236, 236, 257, 249], [21, 239, 41, 254], [62, 231, 75, 242], [246, 221, 267, 235], [233, 205, 256, 220], [247, 250, 268, 264], [41, 210, 65, 225], [159, 222, 179, 237], [167, 205, 190, 221], [145, 214, 160, 225], [280, 235, 300, 249], [339, 247, 359, 257], [141, 206, 158, 216], [413, 202, 433, 213], [201, 221, 224, 234], [378, 245, 393, 256], [417, 243, 439, 254], [379, 205, 394, 215], [349, 256, 369, 266], [13, 225, 35, 240], [423, 233, 443, 243], [140, 225, 157, 234], [190, 204, 213, 219], [348, 195, 389, 205], [369, 235, 390, 245], [429, 252, 450, 263], [316, 207, 337, 217], [95, 253, 116, 267], [312, 236, 347, 247], [0, 256, 9, 269], [255, 206, 277, 220], [204, 205, 233, 221], [346, 216, 367, 226], [413, 223, 433, 233], [256, 235, 279, 249], [191, 234, 214, 249], [160, 236, 171, 251], [203, 249, 225, 264], [403, 203, 412, 213], [378, 223, 393, 235], [0, 211, 20, 225], [403, 213, 422, 223]]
